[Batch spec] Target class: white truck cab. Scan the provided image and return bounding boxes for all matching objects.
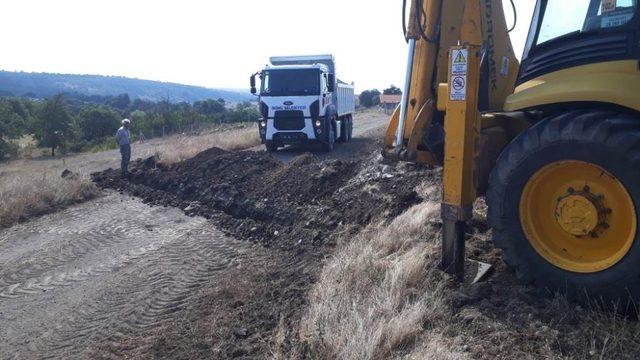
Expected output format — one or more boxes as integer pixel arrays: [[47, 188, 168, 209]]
[[250, 55, 355, 152]]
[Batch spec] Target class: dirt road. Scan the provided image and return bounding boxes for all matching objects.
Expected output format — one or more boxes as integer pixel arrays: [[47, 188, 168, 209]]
[[0, 194, 276, 358], [0, 110, 390, 358]]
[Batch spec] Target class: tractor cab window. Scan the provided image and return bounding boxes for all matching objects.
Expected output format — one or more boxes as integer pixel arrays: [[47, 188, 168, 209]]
[[537, 0, 637, 45]]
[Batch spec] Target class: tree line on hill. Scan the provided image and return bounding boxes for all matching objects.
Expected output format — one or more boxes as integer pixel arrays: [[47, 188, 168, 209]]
[[0, 93, 260, 159], [359, 85, 402, 108], [0, 71, 252, 103]]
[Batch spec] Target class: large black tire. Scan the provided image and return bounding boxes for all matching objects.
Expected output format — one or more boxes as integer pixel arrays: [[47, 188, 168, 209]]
[[487, 110, 640, 310], [347, 115, 353, 141], [338, 117, 348, 143], [265, 141, 278, 152], [324, 125, 335, 152]]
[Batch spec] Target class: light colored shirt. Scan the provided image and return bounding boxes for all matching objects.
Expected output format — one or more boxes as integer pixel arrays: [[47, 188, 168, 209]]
[[116, 127, 131, 146]]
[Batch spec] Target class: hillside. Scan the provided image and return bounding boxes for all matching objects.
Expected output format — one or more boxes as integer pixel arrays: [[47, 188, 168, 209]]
[[0, 71, 251, 103]]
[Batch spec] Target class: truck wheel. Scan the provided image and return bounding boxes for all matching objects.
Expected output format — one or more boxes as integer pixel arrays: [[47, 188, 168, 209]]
[[347, 115, 353, 141], [338, 118, 348, 143], [324, 126, 335, 152], [265, 141, 278, 152], [486, 111, 640, 311]]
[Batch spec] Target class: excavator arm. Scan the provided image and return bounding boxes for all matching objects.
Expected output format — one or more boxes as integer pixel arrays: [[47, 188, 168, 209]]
[[384, 0, 520, 165], [385, 0, 521, 279]]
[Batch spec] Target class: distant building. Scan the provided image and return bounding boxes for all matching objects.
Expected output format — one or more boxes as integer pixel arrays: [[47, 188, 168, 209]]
[[379, 94, 402, 114]]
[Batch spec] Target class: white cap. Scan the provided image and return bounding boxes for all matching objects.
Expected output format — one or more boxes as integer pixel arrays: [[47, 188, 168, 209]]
[[122, 118, 131, 125]]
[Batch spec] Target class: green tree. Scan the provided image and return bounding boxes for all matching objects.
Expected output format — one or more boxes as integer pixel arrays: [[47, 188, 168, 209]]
[[225, 102, 260, 123], [383, 85, 402, 95], [359, 89, 381, 108], [107, 93, 131, 110], [0, 99, 25, 158], [129, 110, 146, 131], [194, 98, 226, 115], [79, 106, 120, 141], [34, 94, 71, 156]]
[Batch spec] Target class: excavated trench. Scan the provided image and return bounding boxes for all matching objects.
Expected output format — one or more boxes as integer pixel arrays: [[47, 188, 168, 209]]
[[89, 147, 439, 357], [92, 148, 434, 252]]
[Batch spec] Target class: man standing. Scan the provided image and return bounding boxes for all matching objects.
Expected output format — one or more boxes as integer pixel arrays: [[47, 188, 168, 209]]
[[116, 119, 132, 179]]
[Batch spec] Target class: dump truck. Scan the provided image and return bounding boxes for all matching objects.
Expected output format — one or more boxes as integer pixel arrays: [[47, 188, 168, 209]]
[[386, 0, 640, 310], [250, 55, 355, 152]]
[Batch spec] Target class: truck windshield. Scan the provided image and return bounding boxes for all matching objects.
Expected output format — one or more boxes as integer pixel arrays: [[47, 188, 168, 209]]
[[537, 0, 637, 45], [261, 69, 320, 97]]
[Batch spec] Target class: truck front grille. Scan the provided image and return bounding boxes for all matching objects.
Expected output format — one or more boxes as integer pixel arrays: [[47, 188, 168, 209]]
[[274, 110, 305, 130]]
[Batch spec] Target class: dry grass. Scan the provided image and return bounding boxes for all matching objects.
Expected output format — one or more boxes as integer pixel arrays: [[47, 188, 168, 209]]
[[271, 316, 289, 360], [298, 181, 640, 359], [300, 185, 459, 359], [154, 126, 260, 164], [0, 174, 99, 228]]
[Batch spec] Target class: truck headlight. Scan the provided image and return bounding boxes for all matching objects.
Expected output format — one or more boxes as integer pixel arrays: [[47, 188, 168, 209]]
[[314, 120, 322, 127], [260, 120, 267, 128]]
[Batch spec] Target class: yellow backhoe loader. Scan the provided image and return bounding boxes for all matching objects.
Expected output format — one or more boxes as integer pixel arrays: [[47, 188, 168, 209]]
[[386, 0, 640, 308]]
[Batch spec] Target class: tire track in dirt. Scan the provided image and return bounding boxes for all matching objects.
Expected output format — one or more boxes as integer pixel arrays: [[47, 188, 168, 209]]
[[37, 228, 261, 359], [0, 198, 196, 297], [0, 198, 146, 285], [0, 193, 267, 359]]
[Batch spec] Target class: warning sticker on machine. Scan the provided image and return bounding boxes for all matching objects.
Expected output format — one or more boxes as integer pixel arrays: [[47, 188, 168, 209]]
[[601, 0, 617, 14], [450, 49, 468, 101], [602, 12, 633, 28]]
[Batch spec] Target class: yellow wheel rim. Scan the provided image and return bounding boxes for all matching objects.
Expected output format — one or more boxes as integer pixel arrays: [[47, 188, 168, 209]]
[[520, 160, 636, 273]]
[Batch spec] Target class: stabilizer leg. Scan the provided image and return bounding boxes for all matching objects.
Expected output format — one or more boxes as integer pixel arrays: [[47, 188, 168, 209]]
[[441, 203, 469, 281], [441, 215, 466, 281], [439, 41, 481, 281]]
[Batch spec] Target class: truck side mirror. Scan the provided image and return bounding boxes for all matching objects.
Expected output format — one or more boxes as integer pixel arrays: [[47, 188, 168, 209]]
[[250, 75, 257, 95], [327, 74, 335, 92]]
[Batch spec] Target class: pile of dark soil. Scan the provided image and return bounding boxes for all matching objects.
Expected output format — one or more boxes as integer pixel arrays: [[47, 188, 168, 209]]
[[92, 148, 432, 251], [91, 147, 436, 358]]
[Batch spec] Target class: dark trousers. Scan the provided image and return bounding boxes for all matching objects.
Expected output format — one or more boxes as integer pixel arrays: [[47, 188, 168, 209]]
[[120, 144, 131, 178]]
